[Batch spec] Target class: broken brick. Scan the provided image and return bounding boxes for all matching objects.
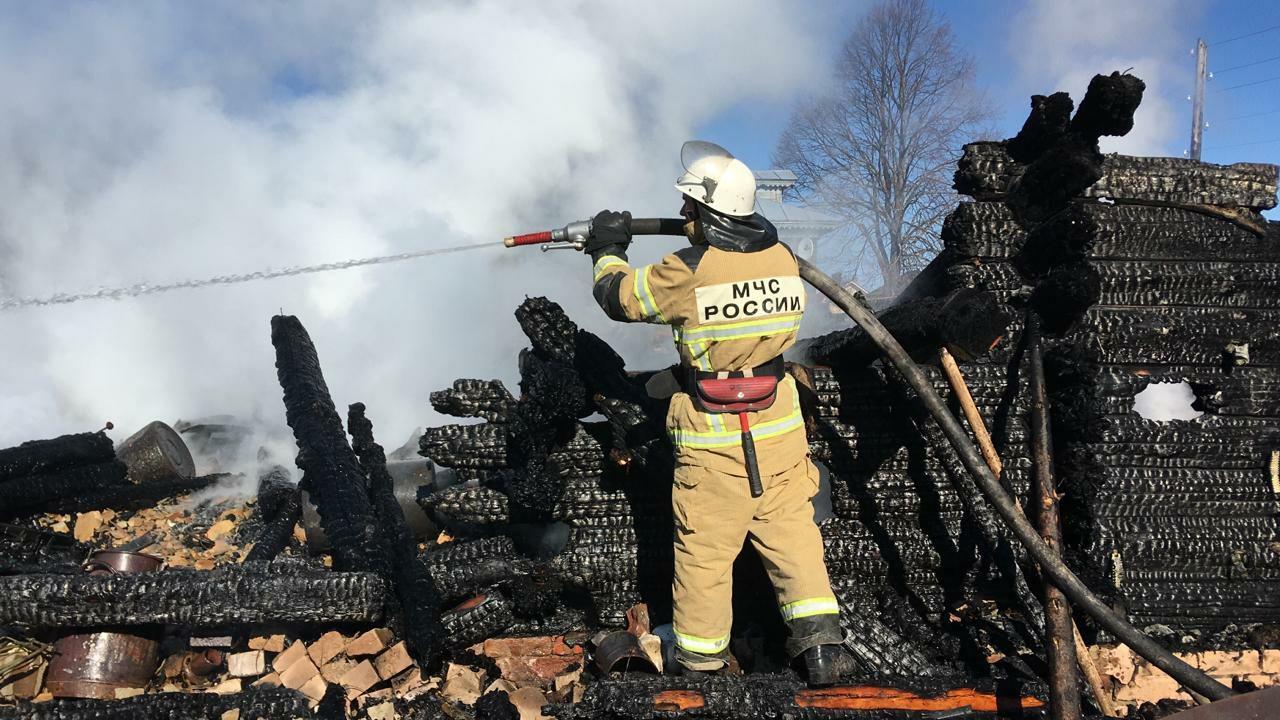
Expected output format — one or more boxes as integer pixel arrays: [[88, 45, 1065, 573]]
[[345, 628, 394, 657], [307, 630, 347, 667], [338, 659, 381, 696], [272, 640, 308, 674], [227, 650, 265, 678], [373, 641, 413, 680]]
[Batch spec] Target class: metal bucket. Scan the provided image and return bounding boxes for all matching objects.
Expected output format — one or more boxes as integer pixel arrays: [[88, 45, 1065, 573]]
[[116, 421, 196, 484], [593, 631, 659, 675], [46, 550, 164, 699], [301, 459, 438, 551]]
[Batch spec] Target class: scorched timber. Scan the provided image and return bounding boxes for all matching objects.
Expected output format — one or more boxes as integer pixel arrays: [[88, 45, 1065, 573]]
[[243, 466, 302, 563], [39, 473, 223, 515], [545, 674, 1046, 720], [271, 314, 383, 574], [0, 566, 384, 628], [0, 523, 90, 575], [955, 142, 1279, 209], [0, 431, 115, 481], [423, 536, 532, 604], [0, 460, 129, 520], [348, 401, 444, 669], [0, 686, 310, 720]]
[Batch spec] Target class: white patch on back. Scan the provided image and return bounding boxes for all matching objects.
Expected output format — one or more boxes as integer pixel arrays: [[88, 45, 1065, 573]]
[[694, 276, 805, 323]]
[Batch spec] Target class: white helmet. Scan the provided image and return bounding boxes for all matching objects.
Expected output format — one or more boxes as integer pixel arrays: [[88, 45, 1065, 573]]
[[674, 140, 757, 218]]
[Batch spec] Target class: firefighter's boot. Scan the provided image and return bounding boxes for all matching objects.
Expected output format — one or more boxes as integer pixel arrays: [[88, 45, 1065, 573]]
[[674, 647, 729, 675], [800, 644, 856, 687], [786, 615, 850, 687]]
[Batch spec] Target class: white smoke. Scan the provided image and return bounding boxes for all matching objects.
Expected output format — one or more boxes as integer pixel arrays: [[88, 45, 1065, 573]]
[[0, 2, 831, 449], [1007, 0, 1200, 156]]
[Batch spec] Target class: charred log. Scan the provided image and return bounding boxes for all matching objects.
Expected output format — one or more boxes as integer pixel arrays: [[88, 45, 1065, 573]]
[[419, 484, 510, 528], [424, 536, 531, 603], [0, 431, 115, 481], [348, 401, 444, 670], [0, 523, 89, 575], [804, 288, 1011, 368], [271, 314, 383, 574], [0, 461, 129, 520], [440, 591, 515, 651], [956, 144, 1278, 211], [0, 686, 309, 720], [546, 674, 1046, 720], [40, 473, 223, 516], [0, 565, 384, 628], [243, 466, 302, 563], [431, 379, 517, 422]]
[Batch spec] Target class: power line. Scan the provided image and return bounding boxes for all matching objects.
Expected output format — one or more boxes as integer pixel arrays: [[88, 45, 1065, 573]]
[[1215, 107, 1280, 122], [1213, 54, 1280, 74], [1205, 137, 1280, 150], [1218, 74, 1280, 91], [1210, 23, 1280, 46]]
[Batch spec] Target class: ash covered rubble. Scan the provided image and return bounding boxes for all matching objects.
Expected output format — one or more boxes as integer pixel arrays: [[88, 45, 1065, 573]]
[[1, 71, 1279, 720]]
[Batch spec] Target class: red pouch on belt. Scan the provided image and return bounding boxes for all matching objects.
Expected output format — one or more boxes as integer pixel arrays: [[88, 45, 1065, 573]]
[[694, 375, 779, 413]]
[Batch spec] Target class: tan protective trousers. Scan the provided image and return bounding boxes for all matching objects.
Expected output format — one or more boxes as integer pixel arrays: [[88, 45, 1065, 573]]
[[670, 456, 839, 658]]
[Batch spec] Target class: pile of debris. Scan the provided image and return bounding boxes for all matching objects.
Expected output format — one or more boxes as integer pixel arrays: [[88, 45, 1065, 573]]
[[1, 71, 1278, 719]]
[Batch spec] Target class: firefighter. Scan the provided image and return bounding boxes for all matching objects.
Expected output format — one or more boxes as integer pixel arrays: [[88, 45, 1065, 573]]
[[586, 141, 852, 685]]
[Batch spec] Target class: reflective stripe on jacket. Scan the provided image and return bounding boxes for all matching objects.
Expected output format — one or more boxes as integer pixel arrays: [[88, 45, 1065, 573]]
[[592, 242, 809, 476]]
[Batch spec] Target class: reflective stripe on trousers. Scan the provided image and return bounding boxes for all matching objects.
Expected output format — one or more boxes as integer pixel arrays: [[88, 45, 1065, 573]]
[[670, 394, 803, 449], [673, 628, 730, 655], [780, 596, 840, 621]]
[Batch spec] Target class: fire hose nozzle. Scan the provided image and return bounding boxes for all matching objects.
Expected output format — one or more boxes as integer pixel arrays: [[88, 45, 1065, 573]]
[[505, 218, 686, 249]]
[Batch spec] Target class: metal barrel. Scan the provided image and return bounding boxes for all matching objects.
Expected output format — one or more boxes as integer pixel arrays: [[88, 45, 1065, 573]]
[[46, 550, 164, 699], [593, 631, 659, 675], [116, 421, 196, 484]]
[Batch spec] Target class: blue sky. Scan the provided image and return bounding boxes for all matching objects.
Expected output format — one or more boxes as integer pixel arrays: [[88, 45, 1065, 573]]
[[700, 0, 1280, 204]]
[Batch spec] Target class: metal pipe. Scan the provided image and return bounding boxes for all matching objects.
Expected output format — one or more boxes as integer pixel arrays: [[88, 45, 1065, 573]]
[[1028, 319, 1084, 720], [795, 257, 1235, 702]]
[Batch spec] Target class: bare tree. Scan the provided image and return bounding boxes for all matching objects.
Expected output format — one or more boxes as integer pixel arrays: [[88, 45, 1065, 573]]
[[774, 0, 989, 294]]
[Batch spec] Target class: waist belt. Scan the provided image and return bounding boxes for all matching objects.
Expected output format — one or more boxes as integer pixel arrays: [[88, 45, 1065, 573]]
[[681, 356, 785, 499], [683, 356, 785, 413]]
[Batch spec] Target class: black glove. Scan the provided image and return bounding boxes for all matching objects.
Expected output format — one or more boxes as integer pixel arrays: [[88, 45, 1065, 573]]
[[585, 209, 632, 262]]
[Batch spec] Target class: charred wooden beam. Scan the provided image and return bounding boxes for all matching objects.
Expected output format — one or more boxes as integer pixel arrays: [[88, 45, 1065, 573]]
[[40, 473, 223, 516], [348, 401, 444, 670], [423, 536, 531, 604], [803, 287, 1011, 368], [546, 675, 1047, 719], [270, 314, 383, 574], [0, 461, 129, 520], [0, 686, 309, 720], [0, 523, 89, 575], [431, 378, 517, 422], [0, 431, 115, 481], [0, 566, 384, 628], [440, 591, 514, 651], [956, 144, 1278, 211], [243, 466, 302, 563]]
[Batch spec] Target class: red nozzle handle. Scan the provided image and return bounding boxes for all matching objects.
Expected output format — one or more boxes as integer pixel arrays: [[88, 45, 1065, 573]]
[[504, 230, 554, 247]]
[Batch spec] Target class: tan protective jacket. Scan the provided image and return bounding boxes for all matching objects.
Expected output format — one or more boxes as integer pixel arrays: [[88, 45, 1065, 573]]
[[591, 241, 808, 476]]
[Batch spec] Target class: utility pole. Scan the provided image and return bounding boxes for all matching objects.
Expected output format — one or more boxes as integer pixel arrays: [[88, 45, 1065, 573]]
[[1191, 38, 1207, 160]]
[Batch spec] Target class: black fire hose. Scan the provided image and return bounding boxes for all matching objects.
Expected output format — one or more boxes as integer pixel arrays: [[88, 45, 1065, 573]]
[[795, 257, 1235, 702]]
